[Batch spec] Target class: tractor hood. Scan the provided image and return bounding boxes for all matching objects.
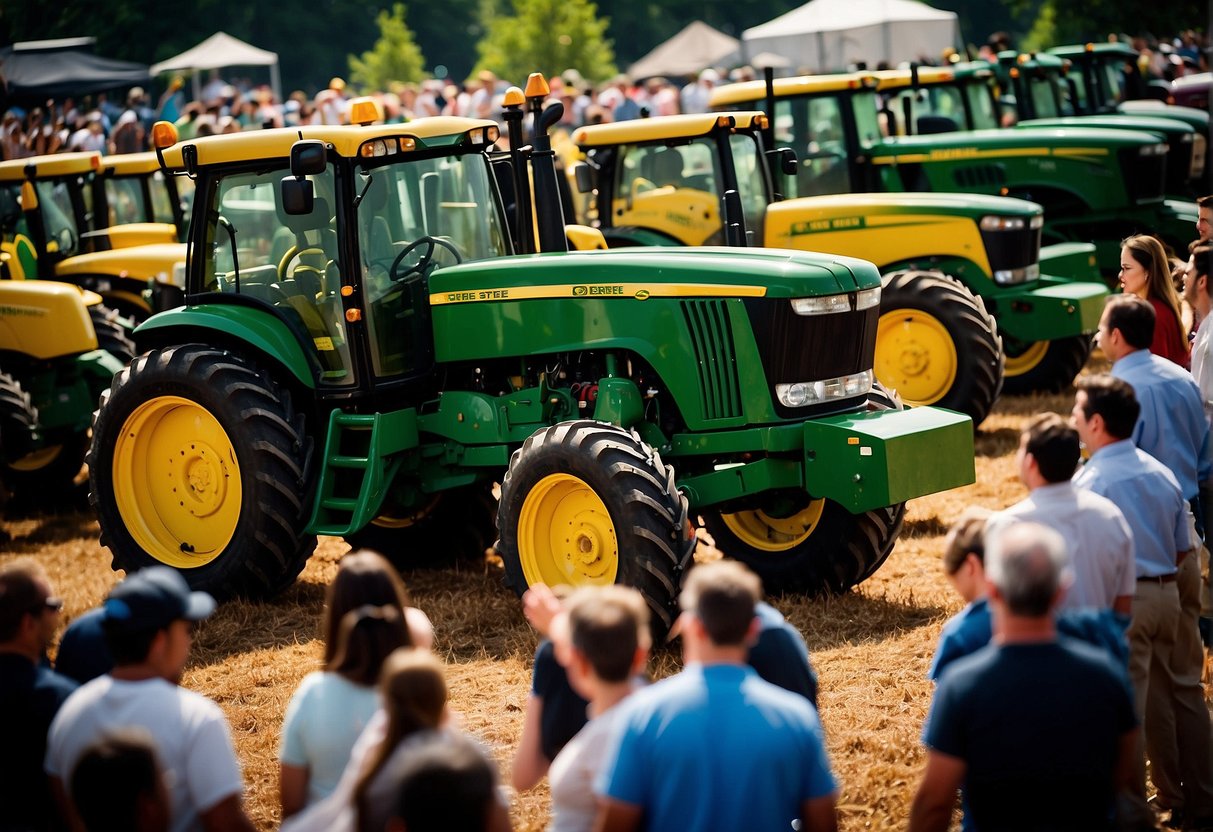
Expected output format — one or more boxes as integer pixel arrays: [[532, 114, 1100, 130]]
[[54, 243, 187, 285], [1017, 115, 1193, 139], [427, 246, 881, 302], [874, 125, 1168, 159], [771, 191, 1041, 220]]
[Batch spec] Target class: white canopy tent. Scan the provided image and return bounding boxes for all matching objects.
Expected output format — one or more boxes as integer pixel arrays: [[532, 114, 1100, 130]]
[[743, 0, 959, 73], [151, 32, 281, 103], [628, 21, 740, 80]]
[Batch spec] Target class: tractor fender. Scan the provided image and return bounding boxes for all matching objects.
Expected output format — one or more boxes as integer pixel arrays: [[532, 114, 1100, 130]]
[[134, 304, 319, 389]]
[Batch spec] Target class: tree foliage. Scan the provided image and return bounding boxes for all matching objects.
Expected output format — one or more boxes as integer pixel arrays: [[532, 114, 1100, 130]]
[[348, 3, 427, 91], [473, 0, 617, 86]]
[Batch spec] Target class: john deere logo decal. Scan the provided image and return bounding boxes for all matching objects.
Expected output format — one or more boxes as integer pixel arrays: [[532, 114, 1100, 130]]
[[573, 285, 588, 296], [573, 285, 625, 296], [634, 289, 650, 300]]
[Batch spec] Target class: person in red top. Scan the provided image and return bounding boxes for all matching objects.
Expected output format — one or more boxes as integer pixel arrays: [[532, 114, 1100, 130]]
[[1120, 234, 1190, 368]]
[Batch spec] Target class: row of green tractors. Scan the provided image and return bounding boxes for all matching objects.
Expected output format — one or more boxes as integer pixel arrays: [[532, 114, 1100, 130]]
[[3, 51, 1201, 627]]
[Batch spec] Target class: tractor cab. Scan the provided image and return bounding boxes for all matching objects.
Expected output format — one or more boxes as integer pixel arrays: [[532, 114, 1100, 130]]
[[94, 151, 193, 244], [149, 105, 508, 397], [0, 152, 99, 277]]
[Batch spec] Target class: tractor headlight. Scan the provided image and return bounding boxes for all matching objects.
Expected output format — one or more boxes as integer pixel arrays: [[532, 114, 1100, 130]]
[[980, 214, 1042, 231], [790, 286, 880, 316], [776, 370, 873, 407], [1138, 143, 1168, 157], [993, 263, 1041, 285]]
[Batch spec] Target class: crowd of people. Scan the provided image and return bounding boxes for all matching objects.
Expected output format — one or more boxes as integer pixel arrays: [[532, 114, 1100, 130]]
[[0, 26, 1207, 164]]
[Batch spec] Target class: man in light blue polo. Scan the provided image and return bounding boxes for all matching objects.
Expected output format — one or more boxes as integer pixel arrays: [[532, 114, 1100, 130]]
[[593, 560, 838, 832], [1072, 373, 1213, 829]]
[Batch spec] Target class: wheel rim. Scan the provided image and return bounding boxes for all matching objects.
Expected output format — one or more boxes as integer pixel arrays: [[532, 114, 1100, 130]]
[[113, 395, 241, 568], [369, 494, 442, 530], [875, 308, 958, 406], [719, 499, 826, 552], [517, 473, 618, 586], [9, 444, 65, 471], [1003, 339, 1049, 378]]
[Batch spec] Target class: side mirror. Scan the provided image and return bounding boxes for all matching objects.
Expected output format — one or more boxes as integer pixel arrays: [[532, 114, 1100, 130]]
[[573, 162, 593, 194], [776, 147, 797, 175], [280, 177, 315, 216], [290, 140, 327, 177]]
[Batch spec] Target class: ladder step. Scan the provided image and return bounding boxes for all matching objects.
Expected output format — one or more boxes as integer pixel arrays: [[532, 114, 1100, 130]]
[[329, 455, 370, 468], [321, 497, 358, 511]]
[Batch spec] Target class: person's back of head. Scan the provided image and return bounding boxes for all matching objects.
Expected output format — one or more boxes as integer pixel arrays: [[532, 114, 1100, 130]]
[[679, 561, 761, 647], [386, 734, 501, 832], [1103, 293, 1155, 352], [1192, 244, 1212, 286], [565, 585, 650, 683], [1075, 373, 1140, 441], [70, 729, 169, 832], [943, 506, 993, 575], [985, 522, 1071, 617], [1022, 413, 1080, 484], [328, 604, 411, 686], [323, 549, 413, 664]]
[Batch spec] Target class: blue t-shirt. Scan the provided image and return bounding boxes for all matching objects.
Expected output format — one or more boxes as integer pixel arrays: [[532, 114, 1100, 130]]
[[750, 602, 819, 708], [596, 663, 836, 831], [925, 639, 1136, 832], [0, 653, 77, 829]]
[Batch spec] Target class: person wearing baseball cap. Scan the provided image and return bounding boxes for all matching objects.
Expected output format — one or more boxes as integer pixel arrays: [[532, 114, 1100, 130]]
[[45, 568, 255, 832]]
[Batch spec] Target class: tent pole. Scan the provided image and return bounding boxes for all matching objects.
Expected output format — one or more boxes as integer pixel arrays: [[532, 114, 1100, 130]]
[[192, 70, 201, 105], [816, 30, 825, 72], [270, 61, 282, 105]]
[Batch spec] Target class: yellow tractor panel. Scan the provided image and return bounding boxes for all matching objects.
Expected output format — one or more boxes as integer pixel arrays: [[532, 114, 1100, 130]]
[[92, 223, 179, 249], [54, 243, 188, 287], [764, 203, 993, 275], [0, 281, 97, 358], [613, 187, 721, 246]]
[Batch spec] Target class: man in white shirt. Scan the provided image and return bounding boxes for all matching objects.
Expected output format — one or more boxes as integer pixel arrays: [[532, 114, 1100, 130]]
[[45, 568, 255, 832], [1185, 245, 1213, 422]]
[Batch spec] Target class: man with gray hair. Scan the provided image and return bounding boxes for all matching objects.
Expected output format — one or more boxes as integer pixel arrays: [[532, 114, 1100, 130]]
[[910, 522, 1137, 832]]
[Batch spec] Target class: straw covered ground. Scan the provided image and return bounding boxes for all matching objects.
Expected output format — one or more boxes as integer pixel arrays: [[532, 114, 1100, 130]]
[[5, 358, 1205, 830]]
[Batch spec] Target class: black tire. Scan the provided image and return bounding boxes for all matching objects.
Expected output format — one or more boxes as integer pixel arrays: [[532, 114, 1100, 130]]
[[1001, 334, 1093, 395], [0, 388, 88, 498], [701, 380, 906, 595], [496, 421, 694, 637], [0, 371, 39, 470], [875, 270, 1003, 426], [88, 304, 138, 364], [346, 483, 498, 568], [88, 345, 315, 599]]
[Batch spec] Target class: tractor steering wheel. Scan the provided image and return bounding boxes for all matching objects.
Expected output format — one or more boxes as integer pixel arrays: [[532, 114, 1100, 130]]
[[389, 236, 464, 284]]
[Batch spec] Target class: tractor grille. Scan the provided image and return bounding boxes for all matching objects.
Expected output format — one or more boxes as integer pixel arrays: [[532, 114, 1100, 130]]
[[980, 225, 1042, 274], [744, 298, 878, 419], [952, 164, 1007, 190], [680, 300, 744, 421], [1118, 148, 1165, 203]]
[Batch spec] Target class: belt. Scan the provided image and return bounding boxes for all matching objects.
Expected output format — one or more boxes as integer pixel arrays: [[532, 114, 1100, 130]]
[[1137, 573, 1178, 584]]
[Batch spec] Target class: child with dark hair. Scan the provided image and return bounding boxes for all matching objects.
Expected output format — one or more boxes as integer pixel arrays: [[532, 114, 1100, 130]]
[[386, 733, 510, 832], [69, 729, 170, 832]]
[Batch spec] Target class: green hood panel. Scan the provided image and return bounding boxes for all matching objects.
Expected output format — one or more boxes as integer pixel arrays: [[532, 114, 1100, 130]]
[[775, 191, 1040, 219], [874, 125, 1164, 156]]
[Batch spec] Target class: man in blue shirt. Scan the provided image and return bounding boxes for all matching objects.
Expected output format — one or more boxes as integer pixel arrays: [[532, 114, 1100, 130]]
[[594, 561, 838, 832], [1072, 373, 1213, 829], [910, 522, 1138, 832]]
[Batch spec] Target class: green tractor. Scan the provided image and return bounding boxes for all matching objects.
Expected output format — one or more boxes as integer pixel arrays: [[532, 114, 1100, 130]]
[[983, 51, 1208, 198], [571, 111, 1108, 415], [86, 92, 974, 630], [0, 280, 127, 498], [711, 72, 1198, 276], [0, 152, 186, 319]]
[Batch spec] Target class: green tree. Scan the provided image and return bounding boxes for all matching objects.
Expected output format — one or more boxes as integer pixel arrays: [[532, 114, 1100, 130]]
[[473, 0, 616, 86], [348, 3, 427, 92]]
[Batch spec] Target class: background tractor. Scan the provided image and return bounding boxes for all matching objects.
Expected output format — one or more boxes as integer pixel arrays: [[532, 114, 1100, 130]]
[[87, 90, 974, 633], [571, 112, 1109, 418], [0, 152, 186, 318], [0, 280, 127, 500], [711, 71, 1199, 276]]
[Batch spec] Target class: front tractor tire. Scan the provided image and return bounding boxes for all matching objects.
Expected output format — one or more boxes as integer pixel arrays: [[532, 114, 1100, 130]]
[[1001, 334, 1093, 395], [88, 346, 315, 599], [874, 270, 1003, 426], [700, 382, 906, 596], [496, 421, 694, 637]]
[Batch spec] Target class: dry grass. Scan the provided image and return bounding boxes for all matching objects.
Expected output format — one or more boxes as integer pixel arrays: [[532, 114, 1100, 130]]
[[6, 355, 1198, 831]]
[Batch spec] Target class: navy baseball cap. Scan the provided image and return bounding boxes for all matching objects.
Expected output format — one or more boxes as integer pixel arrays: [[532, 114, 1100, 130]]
[[102, 567, 216, 633]]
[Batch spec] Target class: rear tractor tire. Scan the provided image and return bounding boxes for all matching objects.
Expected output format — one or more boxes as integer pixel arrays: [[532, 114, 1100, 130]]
[[496, 421, 694, 638], [88, 303, 138, 364], [0, 371, 41, 492], [700, 381, 907, 596], [874, 270, 1003, 426], [88, 345, 315, 599], [1001, 334, 1092, 395]]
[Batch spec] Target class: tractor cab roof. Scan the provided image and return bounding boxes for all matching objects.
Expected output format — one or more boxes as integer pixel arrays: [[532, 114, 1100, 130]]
[[0, 151, 100, 183], [710, 73, 879, 108], [100, 151, 162, 177], [1049, 42, 1138, 61], [873, 63, 994, 91], [157, 117, 499, 172], [573, 112, 767, 147]]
